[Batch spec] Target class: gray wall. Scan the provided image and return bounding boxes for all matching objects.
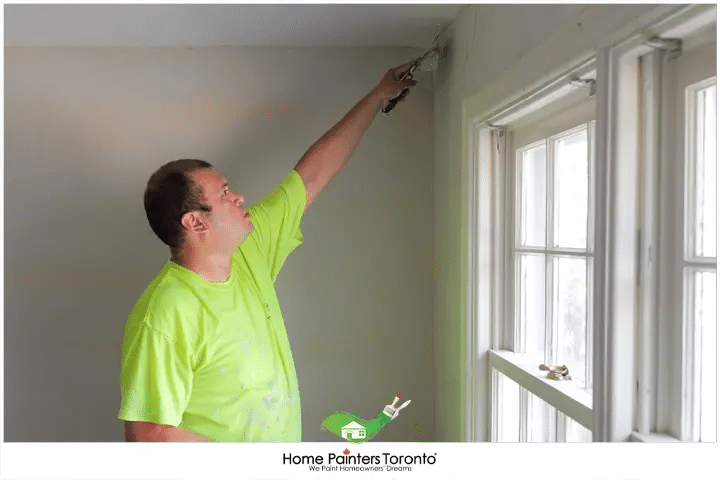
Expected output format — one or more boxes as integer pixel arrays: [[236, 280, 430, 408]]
[[4, 46, 435, 441]]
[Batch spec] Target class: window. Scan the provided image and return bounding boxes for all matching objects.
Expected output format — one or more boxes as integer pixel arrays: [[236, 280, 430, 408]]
[[686, 80, 716, 442], [468, 4, 716, 443], [684, 80, 716, 442], [515, 124, 594, 390], [649, 21, 717, 442], [482, 67, 597, 442], [493, 370, 592, 442]]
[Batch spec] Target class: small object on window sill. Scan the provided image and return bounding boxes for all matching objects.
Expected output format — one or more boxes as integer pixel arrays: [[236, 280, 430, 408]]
[[539, 364, 572, 380]]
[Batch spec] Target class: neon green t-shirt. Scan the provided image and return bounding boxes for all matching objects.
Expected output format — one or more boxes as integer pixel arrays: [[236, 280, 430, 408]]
[[118, 170, 306, 442]]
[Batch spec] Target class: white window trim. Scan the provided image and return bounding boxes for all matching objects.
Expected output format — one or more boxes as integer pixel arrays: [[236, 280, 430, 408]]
[[589, 3, 715, 441], [602, 5, 717, 442], [489, 350, 593, 431], [629, 431, 681, 443], [680, 74, 717, 441], [464, 3, 716, 442], [477, 59, 599, 438], [512, 121, 596, 387]]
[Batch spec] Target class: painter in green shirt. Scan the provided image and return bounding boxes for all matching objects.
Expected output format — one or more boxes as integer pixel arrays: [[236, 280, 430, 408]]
[[117, 62, 417, 442]]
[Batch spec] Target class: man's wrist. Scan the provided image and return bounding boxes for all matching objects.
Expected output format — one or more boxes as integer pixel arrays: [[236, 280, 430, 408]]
[[366, 87, 388, 111]]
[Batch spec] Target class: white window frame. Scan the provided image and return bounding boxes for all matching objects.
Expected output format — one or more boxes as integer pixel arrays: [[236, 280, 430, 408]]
[[479, 57, 599, 440], [465, 3, 717, 442], [512, 120, 596, 389], [653, 29, 717, 442], [681, 77, 717, 442], [606, 6, 717, 442]]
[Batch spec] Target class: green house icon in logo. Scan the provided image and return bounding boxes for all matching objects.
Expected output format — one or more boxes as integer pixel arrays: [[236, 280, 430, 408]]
[[342, 421, 366, 440], [322, 393, 411, 443]]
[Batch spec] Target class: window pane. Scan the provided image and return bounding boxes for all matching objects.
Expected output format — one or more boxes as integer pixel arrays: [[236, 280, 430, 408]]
[[496, 371, 520, 442], [561, 412, 593, 442], [518, 253, 546, 358], [694, 84, 716, 258], [554, 130, 588, 249], [496, 374, 591, 443], [525, 387, 555, 442], [520, 145, 547, 247], [554, 256, 587, 388], [697, 270, 717, 442]]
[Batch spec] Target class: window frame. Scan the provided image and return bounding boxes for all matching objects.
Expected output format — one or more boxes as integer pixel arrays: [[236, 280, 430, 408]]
[[635, 14, 717, 442], [481, 67, 599, 440], [512, 121, 596, 391], [465, 3, 717, 443], [684, 76, 717, 440]]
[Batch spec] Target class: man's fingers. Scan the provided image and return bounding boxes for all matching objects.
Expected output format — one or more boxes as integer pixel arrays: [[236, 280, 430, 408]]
[[394, 60, 416, 73], [392, 60, 418, 79]]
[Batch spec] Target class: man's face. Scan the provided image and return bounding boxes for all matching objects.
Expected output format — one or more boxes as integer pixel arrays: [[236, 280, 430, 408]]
[[191, 169, 254, 249]]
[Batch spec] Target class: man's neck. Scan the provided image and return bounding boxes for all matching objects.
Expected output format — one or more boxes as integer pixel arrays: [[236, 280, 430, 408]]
[[171, 247, 233, 283]]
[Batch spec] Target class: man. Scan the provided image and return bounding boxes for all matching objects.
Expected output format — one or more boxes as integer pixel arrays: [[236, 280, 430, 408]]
[[118, 63, 417, 441]]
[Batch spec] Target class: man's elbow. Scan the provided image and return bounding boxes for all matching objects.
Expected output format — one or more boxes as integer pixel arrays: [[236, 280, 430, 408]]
[[125, 420, 171, 442], [124, 420, 211, 442], [125, 420, 152, 441]]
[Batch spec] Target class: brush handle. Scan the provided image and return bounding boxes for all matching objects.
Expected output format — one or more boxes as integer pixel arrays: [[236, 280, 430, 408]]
[[382, 60, 419, 116], [382, 88, 410, 115]]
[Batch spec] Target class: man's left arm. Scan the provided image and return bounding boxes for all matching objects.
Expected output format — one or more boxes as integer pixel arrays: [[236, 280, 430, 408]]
[[294, 63, 417, 212]]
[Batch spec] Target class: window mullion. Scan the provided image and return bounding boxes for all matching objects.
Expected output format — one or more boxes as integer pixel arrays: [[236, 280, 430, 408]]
[[491, 370, 499, 441], [586, 121, 596, 393], [546, 137, 556, 365], [557, 411, 567, 442], [681, 268, 700, 440], [507, 131, 517, 353], [514, 145, 523, 352], [519, 388, 529, 441]]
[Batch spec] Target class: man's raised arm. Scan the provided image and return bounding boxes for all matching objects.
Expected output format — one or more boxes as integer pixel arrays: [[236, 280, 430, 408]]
[[293, 63, 417, 212]]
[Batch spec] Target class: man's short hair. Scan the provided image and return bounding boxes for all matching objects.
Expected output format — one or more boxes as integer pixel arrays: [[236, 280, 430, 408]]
[[144, 159, 214, 249]]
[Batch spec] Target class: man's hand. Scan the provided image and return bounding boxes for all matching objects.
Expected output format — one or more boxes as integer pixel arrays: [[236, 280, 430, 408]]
[[371, 62, 419, 109]]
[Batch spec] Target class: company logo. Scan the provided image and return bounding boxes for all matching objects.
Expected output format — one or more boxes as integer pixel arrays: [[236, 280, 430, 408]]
[[282, 449, 438, 473], [321, 392, 411, 443]]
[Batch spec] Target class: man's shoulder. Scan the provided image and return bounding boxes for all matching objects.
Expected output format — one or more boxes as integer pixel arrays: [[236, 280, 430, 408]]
[[128, 267, 204, 335], [246, 170, 305, 223], [137, 264, 202, 305]]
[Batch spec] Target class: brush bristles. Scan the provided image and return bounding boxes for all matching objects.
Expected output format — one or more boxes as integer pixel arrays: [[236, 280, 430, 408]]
[[418, 48, 441, 72]]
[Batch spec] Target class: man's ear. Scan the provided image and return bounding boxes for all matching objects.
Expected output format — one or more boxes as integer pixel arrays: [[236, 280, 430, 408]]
[[180, 211, 210, 235]]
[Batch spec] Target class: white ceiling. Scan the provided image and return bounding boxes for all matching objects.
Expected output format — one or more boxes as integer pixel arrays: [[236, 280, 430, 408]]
[[4, 4, 464, 48]]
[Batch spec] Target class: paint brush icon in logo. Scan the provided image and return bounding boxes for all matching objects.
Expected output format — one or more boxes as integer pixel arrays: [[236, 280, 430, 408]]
[[321, 392, 411, 443]]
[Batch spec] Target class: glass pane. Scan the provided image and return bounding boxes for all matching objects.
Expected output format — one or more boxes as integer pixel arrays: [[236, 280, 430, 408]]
[[554, 130, 588, 249], [525, 387, 555, 442], [518, 253, 546, 358], [563, 412, 593, 442], [520, 145, 547, 247], [496, 376, 592, 443], [496, 371, 520, 442], [695, 84, 716, 258], [554, 256, 588, 388], [697, 271, 717, 442]]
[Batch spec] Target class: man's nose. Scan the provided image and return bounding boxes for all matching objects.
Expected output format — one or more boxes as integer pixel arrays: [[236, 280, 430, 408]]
[[234, 193, 245, 206]]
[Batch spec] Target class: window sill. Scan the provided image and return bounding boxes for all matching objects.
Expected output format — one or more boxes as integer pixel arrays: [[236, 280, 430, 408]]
[[630, 432, 682, 442], [489, 349, 593, 430]]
